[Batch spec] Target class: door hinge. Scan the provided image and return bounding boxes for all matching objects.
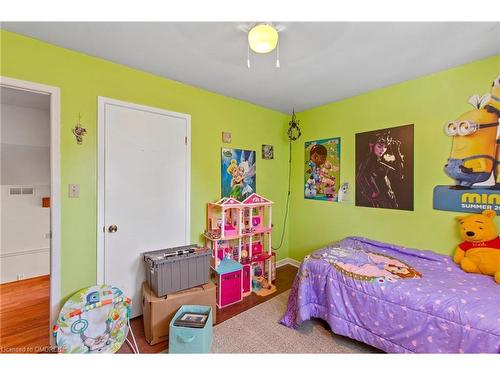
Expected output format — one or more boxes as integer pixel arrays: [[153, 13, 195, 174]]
[[185, 136, 188, 145]]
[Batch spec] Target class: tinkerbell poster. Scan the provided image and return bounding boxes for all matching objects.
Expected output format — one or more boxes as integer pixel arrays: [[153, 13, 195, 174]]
[[304, 137, 341, 201], [221, 148, 256, 201]]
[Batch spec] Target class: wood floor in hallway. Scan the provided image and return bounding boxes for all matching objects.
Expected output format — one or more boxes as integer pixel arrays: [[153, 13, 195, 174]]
[[0, 275, 51, 353]]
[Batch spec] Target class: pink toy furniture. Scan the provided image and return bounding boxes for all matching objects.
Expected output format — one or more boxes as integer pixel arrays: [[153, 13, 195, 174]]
[[252, 242, 263, 255], [242, 264, 251, 296], [224, 224, 237, 236], [216, 258, 243, 308], [216, 246, 234, 260], [216, 248, 224, 260]]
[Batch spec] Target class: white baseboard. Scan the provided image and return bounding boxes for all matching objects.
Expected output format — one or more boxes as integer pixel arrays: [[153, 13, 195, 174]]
[[1, 248, 50, 284], [276, 257, 301, 268]]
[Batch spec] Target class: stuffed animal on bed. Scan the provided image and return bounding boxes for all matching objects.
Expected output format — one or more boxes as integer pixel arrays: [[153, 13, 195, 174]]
[[454, 209, 500, 284]]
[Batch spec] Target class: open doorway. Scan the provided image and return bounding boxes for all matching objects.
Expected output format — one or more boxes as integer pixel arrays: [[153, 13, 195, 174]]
[[0, 77, 60, 353]]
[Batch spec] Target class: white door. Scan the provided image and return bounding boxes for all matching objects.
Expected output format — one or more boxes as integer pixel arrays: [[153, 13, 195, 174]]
[[98, 97, 190, 318]]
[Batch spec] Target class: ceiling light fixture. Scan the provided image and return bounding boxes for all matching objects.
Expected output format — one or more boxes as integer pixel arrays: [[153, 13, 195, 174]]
[[240, 23, 284, 69], [248, 24, 278, 54]]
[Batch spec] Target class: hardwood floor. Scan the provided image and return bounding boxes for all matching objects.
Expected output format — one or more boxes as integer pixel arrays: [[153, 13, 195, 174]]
[[0, 265, 299, 354], [0, 275, 51, 353]]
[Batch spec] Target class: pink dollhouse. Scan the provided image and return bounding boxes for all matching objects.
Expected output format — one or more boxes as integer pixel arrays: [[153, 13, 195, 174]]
[[204, 193, 277, 307]]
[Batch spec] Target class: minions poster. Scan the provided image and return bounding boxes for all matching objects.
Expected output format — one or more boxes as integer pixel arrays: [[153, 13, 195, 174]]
[[433, 75, 500, 214], [304, 137, 341, 201], [355, 124, 414, 211], [221, 148, 256, 201]]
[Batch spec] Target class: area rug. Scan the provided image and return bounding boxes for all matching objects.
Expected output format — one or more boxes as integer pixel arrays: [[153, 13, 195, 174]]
[[211, 290, 382, 353]]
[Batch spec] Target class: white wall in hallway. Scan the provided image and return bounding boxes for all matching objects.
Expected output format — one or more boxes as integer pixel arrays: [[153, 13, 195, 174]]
[[1, 102, 51, 283]]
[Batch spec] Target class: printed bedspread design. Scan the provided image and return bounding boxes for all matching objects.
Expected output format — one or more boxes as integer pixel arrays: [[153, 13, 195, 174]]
[[280, 237, 500, 353]]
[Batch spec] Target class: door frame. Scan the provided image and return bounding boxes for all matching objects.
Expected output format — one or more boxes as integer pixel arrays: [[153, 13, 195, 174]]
[[96, 96, 191, 284], [0, 76, 61, 342]]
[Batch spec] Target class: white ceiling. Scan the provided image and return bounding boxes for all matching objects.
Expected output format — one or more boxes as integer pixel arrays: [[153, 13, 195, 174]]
[[1, 22, 499, 113], [0, 86, 50, 110]]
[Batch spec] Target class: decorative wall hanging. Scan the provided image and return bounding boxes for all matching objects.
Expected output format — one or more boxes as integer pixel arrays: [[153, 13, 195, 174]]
[[304, 137, 341, 202], [433, 74, 500, 214], [337, 182, 350, 203], [221, 148, 256, 201], [222, 132, 232, 143], [72, 113, 87, 145], [355, 124, 414, 211], [262, 145, 274, 160], [287, 109, 301, 141]]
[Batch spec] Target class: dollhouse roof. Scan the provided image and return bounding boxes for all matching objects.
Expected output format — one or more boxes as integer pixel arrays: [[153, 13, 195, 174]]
[[212, 197, 242, 207], [242, 193, 273, 206]]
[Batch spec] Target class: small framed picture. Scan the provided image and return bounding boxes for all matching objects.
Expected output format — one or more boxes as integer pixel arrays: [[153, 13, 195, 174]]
[[173, 312, 209, 328], [262, 145, 274, 160], [222, 131, 232, 143]]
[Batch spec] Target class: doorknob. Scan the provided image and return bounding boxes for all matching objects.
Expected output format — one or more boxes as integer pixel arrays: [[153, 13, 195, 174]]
[[108, 224, 118, 233]]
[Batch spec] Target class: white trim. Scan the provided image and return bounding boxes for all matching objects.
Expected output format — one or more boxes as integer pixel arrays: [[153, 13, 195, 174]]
[[97, 98, 105, 284], [276, 257, 301, 268], [96, 96, 191, 285], [0, 76, 61, 345], [0, 247, 50, 258]]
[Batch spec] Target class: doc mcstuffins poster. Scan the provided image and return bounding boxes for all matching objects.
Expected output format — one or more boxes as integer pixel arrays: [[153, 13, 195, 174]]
[[304, 137, 341, 201], [221, 148, 256, 201]]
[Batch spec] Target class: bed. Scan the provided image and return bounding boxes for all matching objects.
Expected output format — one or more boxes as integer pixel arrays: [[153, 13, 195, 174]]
[[280, 237, 500, 353]]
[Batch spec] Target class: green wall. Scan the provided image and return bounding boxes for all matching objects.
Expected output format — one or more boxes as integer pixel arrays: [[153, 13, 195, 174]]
[[289, 55, 500, 261], [0, 30, 290, 300], [2, 28, 499, 298]]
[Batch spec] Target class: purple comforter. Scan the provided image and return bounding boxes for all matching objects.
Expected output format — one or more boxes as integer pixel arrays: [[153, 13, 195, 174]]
[[281, 237, 500, 353]]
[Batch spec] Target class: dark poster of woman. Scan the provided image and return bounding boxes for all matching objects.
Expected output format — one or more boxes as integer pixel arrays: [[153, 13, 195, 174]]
[[355, 124, 414, 210]]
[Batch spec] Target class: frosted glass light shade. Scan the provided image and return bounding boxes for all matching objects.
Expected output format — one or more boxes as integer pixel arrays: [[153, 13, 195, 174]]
[[248, 24, 279, 54]]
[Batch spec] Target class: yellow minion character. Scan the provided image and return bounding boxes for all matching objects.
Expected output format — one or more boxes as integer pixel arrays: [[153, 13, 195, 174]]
[[485, 74, 500, 113], [444, 102, 499, 189], [485, 75, 500, 187]]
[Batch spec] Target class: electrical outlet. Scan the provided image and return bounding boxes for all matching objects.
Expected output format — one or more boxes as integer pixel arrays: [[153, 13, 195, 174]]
[[17, 274, 25, 280], [68, 184, 80, 198]]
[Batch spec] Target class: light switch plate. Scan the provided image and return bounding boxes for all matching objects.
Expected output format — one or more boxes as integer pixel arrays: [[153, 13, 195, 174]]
[[68, 184, 80, 198]]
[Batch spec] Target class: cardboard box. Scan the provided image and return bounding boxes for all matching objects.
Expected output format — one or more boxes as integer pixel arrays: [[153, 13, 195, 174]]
[[142, 281, 217, 345]]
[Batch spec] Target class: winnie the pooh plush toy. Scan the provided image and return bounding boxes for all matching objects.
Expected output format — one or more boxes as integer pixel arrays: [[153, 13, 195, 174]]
[[454, 209, 500, 284]]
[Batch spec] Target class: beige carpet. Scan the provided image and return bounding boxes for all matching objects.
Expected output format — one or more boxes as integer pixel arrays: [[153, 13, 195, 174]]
[[211, 290, 382, 353]]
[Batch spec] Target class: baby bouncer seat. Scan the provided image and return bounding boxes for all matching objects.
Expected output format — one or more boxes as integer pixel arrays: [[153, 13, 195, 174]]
[[52, 285, 139, 353]]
